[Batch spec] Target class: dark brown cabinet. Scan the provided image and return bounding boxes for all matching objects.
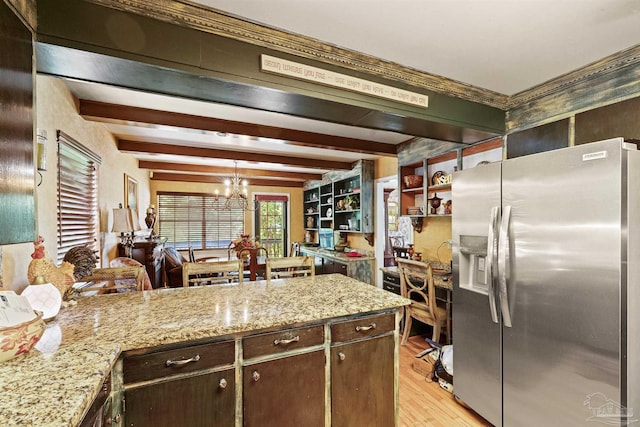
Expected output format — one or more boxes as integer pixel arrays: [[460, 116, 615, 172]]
[[323, 258, 348, 275], [0, 0, 36, 245], [125, 369, 235, 427], [112, 312, 399, 426], [243, 350, 325, 427], [242, 325, 325, 427], [118, 239, 165, 288], [122, 340, 235, 427], [331, 313, 396, 427]]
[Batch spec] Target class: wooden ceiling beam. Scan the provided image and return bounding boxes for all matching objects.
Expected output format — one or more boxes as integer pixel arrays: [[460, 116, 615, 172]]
[[138, 161, 322, 181], [81, 100, 397, 156], [151, 172, 304, 187], [119, 139, 353, 170]]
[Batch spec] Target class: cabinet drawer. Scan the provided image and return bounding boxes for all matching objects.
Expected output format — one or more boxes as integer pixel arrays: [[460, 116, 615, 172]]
[[123, 340, 235, 384], [243, 325, 324, 359], [382, 282, 400, 295], [331, 313, 395, 343], [382, 272, 400, 286]]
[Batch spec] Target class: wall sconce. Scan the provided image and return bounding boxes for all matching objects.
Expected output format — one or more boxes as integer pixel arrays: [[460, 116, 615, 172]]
[[111, 204, 141, 257], [36, 129, 47, 186]]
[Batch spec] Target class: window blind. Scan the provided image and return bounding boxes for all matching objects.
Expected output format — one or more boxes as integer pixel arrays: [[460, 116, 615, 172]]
[[158, 192, 245, 249], [56, 131, 101, 264]]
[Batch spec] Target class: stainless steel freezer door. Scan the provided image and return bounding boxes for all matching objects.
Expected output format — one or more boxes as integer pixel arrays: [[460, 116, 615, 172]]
[[501, 139, 623, 426], [452, 161, 502, 427]]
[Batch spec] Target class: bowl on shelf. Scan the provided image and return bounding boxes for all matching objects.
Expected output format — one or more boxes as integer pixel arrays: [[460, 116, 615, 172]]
[[0, 311, 46, 363], [406, 206, 423, 215], [334, 244, 347, 252], [403, 174, 423, 189]]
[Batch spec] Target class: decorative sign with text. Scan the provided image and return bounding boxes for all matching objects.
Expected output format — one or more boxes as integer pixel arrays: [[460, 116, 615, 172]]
[[261, 54, 428, 109]]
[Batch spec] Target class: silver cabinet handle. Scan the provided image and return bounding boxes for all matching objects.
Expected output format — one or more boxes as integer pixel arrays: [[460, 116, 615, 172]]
[[219, 378, 228, 389], [355, 322, 376, 332], [165, 354, 200, 367], [338, 352, 346, 361], [252, 370, 261, 382], [273, 336, 300, 345]]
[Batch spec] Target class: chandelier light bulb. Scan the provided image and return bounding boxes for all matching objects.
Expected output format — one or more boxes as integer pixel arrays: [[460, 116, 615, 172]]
[[213, 161, 258, 211]]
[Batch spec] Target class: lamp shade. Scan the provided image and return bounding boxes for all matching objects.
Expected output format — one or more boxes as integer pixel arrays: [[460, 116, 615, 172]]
[[112, 207, 134, 233]]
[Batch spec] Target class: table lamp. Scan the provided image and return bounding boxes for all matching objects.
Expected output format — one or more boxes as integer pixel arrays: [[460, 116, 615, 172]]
[[112, 204, 141, 258]]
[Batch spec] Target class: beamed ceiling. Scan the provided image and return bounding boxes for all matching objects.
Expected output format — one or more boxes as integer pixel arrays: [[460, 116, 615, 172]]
[[38, 0, 640, 187]]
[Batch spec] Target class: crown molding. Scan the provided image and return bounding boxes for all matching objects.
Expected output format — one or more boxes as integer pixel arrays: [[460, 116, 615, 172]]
[[508, 44, 640, 109], [79, 1, 640, 117], [84, 0, 509, 109]]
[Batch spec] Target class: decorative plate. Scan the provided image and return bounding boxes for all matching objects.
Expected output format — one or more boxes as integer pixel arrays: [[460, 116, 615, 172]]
[[431, 170, 448, 185]]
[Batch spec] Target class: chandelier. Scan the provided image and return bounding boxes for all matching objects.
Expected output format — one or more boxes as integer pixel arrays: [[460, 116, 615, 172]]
[[213, 161, 257, 211]]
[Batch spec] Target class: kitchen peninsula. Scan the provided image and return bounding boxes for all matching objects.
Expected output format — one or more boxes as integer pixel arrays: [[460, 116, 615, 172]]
[[0, 274, 408, 427]]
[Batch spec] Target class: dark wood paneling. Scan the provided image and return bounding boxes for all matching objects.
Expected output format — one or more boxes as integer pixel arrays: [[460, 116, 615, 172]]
[[119, 140, 352, 170], [506, 119, 570, 159], [331, 334, 395, 427], [0, 0, 35, 245], [243, 350, 325, 427], [243, 325, 324, 359], [124, 369, 235, 427], [575, 96, 640, 145], [123, 340, 235, 384], [331, 312, 395, 343]]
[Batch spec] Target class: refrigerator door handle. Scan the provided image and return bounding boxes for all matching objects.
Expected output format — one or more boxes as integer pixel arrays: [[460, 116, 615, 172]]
[[498, 205, 513, 328], [486, 206, 500, 323]]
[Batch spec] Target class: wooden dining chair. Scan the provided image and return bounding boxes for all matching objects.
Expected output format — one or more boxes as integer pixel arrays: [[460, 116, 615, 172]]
[[182, 259, 244, 287], [396, 258, 447, 345], [73, 265, 146, 296], [266, 256, 315, 281]]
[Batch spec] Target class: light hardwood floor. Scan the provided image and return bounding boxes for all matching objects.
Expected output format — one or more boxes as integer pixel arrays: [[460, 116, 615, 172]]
[[399, 335, 493, 427]]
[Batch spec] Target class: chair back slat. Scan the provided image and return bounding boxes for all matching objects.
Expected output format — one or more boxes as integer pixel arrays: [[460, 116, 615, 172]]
[[396, 258, 446, 344], [182, 260, 243, 287], [266, 256, 315, 280], [74, 265, 146, 294]]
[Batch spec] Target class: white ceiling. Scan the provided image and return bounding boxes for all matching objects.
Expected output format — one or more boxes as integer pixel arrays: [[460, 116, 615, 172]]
[[197, 0, 640, 95], [65, 0, 640, 183]]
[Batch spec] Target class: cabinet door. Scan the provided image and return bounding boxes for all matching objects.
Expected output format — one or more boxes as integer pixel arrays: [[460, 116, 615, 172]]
[[124, 369, 235, 427], [243, 350, 325, 427], [331, 335, 395, 427]]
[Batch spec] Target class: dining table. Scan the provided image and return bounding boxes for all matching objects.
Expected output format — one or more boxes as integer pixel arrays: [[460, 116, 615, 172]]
[[222, 246, 268, 281]]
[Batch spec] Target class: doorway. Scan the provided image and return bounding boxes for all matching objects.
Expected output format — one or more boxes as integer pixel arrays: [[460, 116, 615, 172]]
[[254, 195, 289, 257]]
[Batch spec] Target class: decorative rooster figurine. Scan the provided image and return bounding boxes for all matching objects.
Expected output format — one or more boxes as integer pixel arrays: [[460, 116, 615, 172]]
[[27, 236, 75, 296]]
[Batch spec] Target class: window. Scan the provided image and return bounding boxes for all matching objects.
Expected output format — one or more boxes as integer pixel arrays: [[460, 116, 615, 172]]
[[56, 131, 101, 264], [158, 192, 245, 249]]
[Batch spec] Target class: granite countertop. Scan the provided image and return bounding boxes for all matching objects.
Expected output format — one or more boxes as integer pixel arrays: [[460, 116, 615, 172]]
[[0, 274, 408, 427], [300, 246, 375, 262]]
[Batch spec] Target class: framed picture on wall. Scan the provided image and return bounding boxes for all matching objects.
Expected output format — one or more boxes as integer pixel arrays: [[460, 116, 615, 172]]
[[125, 174, 138, 213]]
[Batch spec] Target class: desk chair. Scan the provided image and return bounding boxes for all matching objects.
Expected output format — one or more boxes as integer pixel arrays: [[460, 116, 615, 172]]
[[73, 265, 146, 295], [266, 256, 315, 280], [182, 259, 244, 287], [396, 258, 447, 345]]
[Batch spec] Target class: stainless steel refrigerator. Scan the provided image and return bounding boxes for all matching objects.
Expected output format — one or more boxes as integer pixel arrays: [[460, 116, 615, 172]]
[[452, 138, 640, 426]]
